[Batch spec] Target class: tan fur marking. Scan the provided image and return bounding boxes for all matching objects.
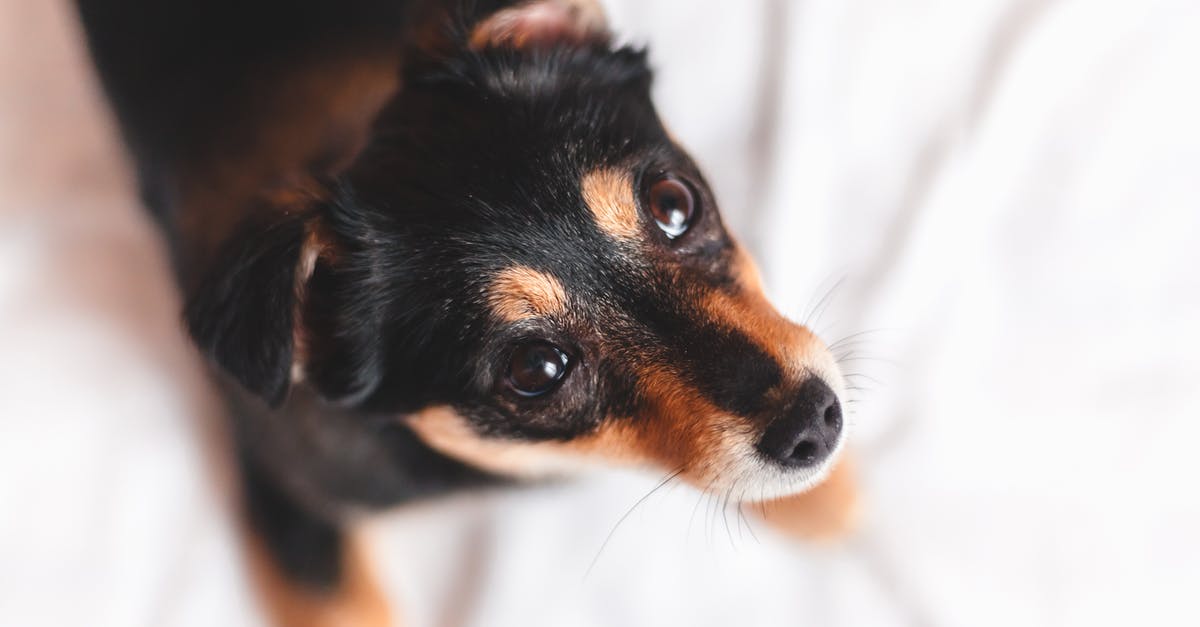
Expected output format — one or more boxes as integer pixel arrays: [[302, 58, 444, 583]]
[[246, 528, 392, 627], [581, 168, 642, 241], [708, 286, 819, 371], [403, 369, 747, 491], [488, 266, 569, 323], [623, 367, 752, 483], [405, 406, 648, 478], [705, 245, 843, 387]]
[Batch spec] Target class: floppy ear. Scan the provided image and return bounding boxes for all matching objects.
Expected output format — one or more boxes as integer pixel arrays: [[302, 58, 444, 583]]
[[184, 210, 307, 408], [298, 242, 387, 408], [183, 192, 386, 409], [469, 0, 609, 51]]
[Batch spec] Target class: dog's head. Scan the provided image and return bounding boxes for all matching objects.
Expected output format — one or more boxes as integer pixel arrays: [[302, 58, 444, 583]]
[[187, 0, 845, 500]]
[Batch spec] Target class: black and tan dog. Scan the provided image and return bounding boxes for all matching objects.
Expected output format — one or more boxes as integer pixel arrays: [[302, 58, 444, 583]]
[[76, 0, 858, 623]]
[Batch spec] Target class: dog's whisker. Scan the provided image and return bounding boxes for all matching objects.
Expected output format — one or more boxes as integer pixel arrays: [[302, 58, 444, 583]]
[[737, 499, 761, 545], [833, 346, 888, 358], [729, 482, 739, 540], [739, 490, 758, 542], [827, 335, 882, 349], [798, 272, 843, 327], [706, 485, 720, 549], [832, 345, 884, 360], [825, 328, 893, 350], [733, 485, 746, 544], [842, 372, 885, 385], [584, 467, 684, 578], [804, 275, 848, 331], [690, 474, 721, 545], [835, 355, 899, 367], [721, 489, 737, 551]]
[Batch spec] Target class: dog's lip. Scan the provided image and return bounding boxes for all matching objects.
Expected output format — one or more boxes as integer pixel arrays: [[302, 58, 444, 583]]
[[754, 435, 847, 498]]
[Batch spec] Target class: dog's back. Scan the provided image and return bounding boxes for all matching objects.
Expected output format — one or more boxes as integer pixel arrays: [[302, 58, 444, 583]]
[[75, 0, 419, 275]]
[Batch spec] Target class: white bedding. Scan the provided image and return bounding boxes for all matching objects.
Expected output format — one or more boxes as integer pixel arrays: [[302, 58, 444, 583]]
[[2, 0, 1198, 625]]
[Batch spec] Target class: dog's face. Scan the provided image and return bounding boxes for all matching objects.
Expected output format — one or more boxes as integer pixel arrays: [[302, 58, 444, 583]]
[[188, 2, 845, 500]]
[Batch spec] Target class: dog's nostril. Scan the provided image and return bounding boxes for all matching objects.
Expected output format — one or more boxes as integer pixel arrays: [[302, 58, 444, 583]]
[[788, 439, 820, 466], [823, 401, 843, 433]]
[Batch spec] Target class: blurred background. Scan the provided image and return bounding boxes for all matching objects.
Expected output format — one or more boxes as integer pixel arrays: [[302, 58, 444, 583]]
[[2, 0, 1198, 625]]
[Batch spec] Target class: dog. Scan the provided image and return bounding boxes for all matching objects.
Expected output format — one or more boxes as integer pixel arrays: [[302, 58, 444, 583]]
[[76, 0, 859, 623]]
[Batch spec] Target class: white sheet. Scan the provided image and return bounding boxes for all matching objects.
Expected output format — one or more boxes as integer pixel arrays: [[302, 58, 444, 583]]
[[2, 0, 1198, 625]]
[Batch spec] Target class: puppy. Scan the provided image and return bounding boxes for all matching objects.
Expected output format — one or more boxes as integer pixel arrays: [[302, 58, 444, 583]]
[[76, 0, 858, 624]]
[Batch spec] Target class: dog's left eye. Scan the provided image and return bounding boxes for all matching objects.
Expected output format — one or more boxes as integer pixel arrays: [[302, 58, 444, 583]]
[[647, 175, 695, 239], [507, 341, 571, 397]]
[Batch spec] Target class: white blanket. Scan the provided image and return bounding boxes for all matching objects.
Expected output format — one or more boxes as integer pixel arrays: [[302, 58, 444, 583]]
[[2, 0, 1198, 625]]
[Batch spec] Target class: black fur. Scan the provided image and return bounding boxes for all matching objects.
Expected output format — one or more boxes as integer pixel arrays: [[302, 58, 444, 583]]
[[240, 448, 345, 590], [74, 0, 409, 188]]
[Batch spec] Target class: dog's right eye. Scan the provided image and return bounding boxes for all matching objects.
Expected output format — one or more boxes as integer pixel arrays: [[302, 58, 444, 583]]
[[647, 175, 696, 239], [507, 341, 571, 397]]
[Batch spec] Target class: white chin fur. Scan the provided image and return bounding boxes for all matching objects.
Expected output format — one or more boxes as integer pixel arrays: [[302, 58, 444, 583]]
[[708, 432, 848, 502]]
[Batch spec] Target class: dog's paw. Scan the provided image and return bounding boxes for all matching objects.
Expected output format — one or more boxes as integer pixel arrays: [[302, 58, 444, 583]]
[[755, 453, 862, 543]]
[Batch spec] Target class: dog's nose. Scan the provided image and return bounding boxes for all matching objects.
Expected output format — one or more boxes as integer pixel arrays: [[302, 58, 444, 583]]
[[755, 378, 843, 468]]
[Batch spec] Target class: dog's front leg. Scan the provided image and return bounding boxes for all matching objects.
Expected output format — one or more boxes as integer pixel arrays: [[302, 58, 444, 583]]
[[755, 452, 862, 541], [240, 456, 393, 627], [246, 528, 393, 627]]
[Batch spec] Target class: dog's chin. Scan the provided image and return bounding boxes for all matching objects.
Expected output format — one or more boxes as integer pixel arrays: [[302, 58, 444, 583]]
[[701, 435, 848, 502]]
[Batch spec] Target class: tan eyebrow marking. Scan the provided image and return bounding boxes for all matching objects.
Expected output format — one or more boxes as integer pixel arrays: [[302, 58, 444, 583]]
[[581, 168, 641, 241], [487, 266, 569, 323]]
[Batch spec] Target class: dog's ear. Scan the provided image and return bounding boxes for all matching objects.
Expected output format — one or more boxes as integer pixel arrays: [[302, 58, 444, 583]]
[[469, 0, 609, 51], [182, 181, 356, 408], [297, 229, 387, 408], [183, 205, 308, 408], [183, 189, 385, 409]]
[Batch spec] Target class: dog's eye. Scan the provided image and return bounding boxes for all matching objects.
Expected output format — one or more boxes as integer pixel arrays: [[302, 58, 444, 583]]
[[648, 176, 695, 239], [507, 342, 570, 397]]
